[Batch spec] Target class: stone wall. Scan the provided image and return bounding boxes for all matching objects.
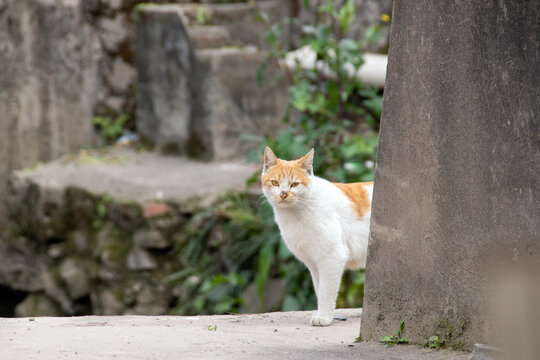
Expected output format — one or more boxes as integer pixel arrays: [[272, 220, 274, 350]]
[[360, 0, 539, 350], [0, 0, 100, 218], [2, 172, 251, 317]]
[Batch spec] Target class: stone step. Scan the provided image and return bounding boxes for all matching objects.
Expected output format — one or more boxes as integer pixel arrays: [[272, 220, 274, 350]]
[[195, 46, 288, 159], [9, 147, 257, 209], [178, 0, 290, 49], [189, 25, 234, 49], [136, 5, 288, 160], [2, 147, 259, 317]]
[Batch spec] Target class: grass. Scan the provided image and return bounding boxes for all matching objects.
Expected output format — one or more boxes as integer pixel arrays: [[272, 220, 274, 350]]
[[380, 320, 409, 347]]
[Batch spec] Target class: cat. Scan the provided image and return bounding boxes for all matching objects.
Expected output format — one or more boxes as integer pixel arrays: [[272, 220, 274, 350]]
[[261, 146, 373, 326]]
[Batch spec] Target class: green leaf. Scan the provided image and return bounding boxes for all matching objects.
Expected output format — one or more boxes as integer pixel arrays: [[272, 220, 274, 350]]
[[255, 241, 275, 300], [338, 0, 355, 33], [282, 295, 301, 311]]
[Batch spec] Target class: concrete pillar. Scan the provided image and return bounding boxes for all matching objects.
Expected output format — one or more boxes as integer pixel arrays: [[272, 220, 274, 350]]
[[0, 0, 99, 220], [361, 0, 539, 350]]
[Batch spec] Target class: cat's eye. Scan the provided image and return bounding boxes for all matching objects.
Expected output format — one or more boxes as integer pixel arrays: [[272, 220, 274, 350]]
[[271, 180, 279, 186], [291, 182, 300, 187]]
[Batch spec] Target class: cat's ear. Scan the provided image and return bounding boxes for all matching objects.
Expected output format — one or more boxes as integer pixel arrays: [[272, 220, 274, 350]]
[[263, 146, 278, 173], [297, 148, 314, 175]]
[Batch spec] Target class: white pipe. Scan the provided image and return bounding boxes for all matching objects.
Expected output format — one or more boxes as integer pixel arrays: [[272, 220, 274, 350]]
[[280, 45, 387, 87]]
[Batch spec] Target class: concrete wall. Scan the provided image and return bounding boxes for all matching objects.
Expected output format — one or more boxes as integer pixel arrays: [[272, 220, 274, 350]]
[[361, 0, 539, 350], [0, 0, 100, 218]]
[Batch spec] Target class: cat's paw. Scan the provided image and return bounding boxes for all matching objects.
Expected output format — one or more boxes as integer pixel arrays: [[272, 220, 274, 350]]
[[310, 313, 333, 326]]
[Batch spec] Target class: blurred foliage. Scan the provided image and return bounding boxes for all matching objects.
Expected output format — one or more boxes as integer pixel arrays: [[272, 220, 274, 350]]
[[167, 0, 386, 315], [93, 114, 129, 142]]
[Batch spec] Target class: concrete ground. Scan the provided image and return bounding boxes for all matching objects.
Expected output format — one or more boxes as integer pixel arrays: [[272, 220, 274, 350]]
[[1, 309, 470, 360]]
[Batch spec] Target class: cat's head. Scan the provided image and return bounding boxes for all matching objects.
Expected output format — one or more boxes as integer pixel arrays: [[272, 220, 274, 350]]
[[261, 147, 314, 208]]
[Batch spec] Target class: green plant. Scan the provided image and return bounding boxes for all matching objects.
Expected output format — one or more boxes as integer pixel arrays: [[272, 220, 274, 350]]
[[252, 0, 386, 183], [195, 6, 210, 25], [93, 114, 129, 142], [380, 320, 409, 347], [426, 335, 444, 349], [422, 317, 468, 351]]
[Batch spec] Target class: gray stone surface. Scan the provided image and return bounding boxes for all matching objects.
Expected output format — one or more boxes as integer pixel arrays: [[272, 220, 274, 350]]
[[197, 47, 288, 160], [10, 147, 257, 208], [361, 0, 539, 351], [59, 259, 90, 300], [189, 25, 232, 49], [14, 294, 62, 318], [0, 310, 470, 360], [127, 247, 158, 271], [0, 236, 45, 292], [0, 0, 100, 219], [135, 5, 201, 155]]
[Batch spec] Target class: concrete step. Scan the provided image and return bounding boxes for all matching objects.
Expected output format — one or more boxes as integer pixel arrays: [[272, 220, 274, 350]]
[[179, 0, 290, 49], [0, 310, 471, 360], [189, 25, 233, 49], [136, 5, 288, 160], [9, 147, 256, 208]]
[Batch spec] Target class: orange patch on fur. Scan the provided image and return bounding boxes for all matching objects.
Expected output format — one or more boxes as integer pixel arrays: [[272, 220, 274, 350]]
[[332, 182, 371, 220], [261, 160, 311, 188]]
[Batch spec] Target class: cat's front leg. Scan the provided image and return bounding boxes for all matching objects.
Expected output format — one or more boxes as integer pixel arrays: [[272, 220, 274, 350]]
[[310, 260, 345, 326], [305, 261, 320, 298]]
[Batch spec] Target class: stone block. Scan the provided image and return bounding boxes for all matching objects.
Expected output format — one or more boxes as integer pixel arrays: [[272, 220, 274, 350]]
[[109, 56, 136, 94], [14, 294, 62, 317], [133, 229, 171, 250], [196, 47, 288, 160], [0, 235, 45, 292], [127, 248, 158, 271], [135, 5, 200, 154], [59, 259, 90, 300], [0, 0, 99, 217], [360, 0, 539, 350], [98, 13, 129, 53], [189, 25, 232, 49]]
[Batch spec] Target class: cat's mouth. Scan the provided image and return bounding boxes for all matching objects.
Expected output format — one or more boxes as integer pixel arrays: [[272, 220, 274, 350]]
[[274, 197, 296, 207]]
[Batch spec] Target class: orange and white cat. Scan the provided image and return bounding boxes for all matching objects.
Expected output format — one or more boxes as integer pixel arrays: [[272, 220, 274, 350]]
[[262, 147, 373, 326]]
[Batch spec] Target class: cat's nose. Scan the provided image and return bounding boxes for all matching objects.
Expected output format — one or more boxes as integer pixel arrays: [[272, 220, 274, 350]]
[[280, 191, 288, 199]]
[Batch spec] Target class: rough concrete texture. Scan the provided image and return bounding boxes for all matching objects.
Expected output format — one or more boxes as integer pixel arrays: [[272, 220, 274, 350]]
[[0, 310, 470, 360], [0, 0, 100, 217], [11, 147, 257, 207], [361, 0, 539, 351]]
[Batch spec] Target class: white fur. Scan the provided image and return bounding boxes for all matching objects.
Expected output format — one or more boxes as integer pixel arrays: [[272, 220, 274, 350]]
[[263, 172, 372, 326]]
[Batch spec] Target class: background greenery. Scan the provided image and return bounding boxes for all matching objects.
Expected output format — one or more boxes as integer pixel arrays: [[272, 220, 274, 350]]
[[167, 0, 386, 315]]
